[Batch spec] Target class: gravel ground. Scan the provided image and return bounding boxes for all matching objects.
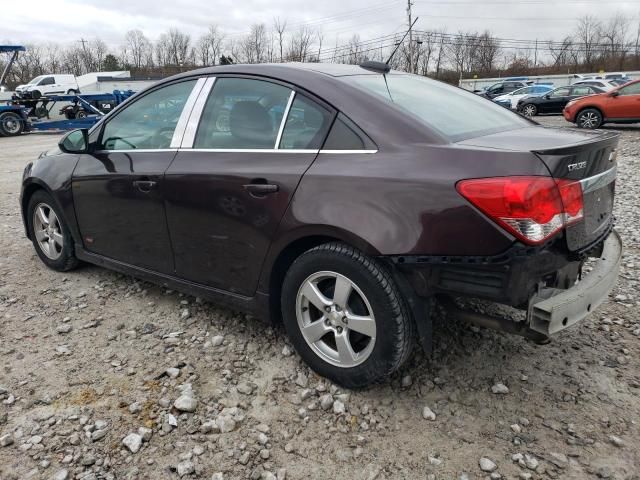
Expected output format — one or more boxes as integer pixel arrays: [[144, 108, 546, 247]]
[[0, 116, 639, 480]]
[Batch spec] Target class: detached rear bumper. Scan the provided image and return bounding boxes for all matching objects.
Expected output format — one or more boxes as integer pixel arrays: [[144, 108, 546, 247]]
[[528, 229, 622, 335]]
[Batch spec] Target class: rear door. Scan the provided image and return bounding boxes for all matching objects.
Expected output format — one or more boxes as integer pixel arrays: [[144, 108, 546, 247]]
[[606, 82, 640, 119], [164, 76, 334, 295]]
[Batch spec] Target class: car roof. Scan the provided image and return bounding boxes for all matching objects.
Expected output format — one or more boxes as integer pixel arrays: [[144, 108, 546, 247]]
[[174, 62, 391, 79]]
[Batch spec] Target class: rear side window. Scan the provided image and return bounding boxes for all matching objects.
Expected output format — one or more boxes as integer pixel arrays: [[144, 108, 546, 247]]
[[279, 95, 332, 150], [194, 78, 291, 149], [571, 86, 592, 96], [323, 114, 376, 151]]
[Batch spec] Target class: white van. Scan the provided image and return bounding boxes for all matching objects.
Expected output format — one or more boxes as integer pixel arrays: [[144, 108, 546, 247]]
[[14, 74, 79, 98]]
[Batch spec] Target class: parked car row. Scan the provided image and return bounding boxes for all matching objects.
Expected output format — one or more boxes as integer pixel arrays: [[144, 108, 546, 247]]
[[478, 75, 640, 130]]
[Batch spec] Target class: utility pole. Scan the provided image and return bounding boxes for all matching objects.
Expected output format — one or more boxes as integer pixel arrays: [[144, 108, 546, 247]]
[[79, 38, 88, 54], [407, 0, 414, 73], [534, 39, 538, 69]]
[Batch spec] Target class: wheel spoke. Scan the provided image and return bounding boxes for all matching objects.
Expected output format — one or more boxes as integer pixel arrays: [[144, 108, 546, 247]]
[[335, 332, 357, 365], [301, 318, 330, 343], [345, 313, 376, 338], [301, 280, 332, 311], [51, 231, 64, 246], [36, 206, 49, 226], [48, 210, 57, 226], [48, 238, 57, 253], [34, 229, 47, 241], [332, 275, 352, 308]]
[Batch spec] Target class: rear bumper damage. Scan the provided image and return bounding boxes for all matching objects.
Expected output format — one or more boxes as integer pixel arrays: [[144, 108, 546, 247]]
[[393, 228, 622, 342], [528, 229, 622, 335]]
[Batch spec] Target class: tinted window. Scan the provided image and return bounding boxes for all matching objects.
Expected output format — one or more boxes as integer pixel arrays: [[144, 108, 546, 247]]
[[40, 77, 55, 86], [195, 78, 291, 149], [619, 82, 640, 96], [323, 114, 376, 150], [101, 80, 196, 150], [343, 74, 529, 142], [571, 86, 592, 96], [279, 95, 332, 150], [550, 87, 570, 98]]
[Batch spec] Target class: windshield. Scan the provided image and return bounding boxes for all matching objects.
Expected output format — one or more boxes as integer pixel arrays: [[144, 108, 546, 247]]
[[342, 74, 530, 142], [28, 75, 44, 85]]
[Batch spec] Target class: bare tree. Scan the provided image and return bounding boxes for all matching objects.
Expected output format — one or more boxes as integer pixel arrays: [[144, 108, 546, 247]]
[[125, 30, 150, 69], [273, 17, 287, 62], [165, 29, 191, 66], [287, 25, 314, 62], [197, 25, 224, 66], [575, 15, 602, 69], [240, 23, 268, 63], [600, 12, 629, 68], [548, 36, 573, 67]]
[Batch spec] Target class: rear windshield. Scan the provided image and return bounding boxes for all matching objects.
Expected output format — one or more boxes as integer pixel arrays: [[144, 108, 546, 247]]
[[341, 74, 530, 142]]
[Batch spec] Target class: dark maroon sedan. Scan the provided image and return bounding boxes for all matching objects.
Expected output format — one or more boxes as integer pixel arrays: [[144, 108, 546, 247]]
[[20, 63, 622, 387]]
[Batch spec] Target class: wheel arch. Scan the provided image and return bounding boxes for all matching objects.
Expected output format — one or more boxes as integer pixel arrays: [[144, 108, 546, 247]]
[[575, 105, 605, 123], [21, 180, 61, 240], [260, 226, 380, 324]]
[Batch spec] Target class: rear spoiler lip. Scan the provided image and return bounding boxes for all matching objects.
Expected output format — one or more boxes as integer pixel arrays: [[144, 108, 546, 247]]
[[531, 130, 620, 156]]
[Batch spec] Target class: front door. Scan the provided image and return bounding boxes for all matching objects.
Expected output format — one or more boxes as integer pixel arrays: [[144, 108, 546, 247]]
[[606, 82, 640, 119], [72, 79, 198, 273], [164, 76, 334, 296], [543, 87, 571, 113]]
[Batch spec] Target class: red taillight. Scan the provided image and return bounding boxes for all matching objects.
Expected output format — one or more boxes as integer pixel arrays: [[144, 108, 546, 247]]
[[456, 176, 584, 245]]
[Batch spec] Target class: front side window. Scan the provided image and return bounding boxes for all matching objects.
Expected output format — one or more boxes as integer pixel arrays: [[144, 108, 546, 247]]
[[342, 74, 529, 142], [618, 82, 640, 96], [279, 96, 332, 150], [550, 87, 570, 98], [194, 78, 291, 149], [100, 80, 196, 150], [39, 77, 55, 86], [28, 76, 44, 85]]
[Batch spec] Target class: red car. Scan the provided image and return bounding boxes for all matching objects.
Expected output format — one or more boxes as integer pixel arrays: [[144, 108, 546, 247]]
[[564, 79, 640, 128]]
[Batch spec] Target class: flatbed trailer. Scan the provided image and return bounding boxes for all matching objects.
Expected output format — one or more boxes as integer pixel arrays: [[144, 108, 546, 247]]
[[0, 90, 135, 136]]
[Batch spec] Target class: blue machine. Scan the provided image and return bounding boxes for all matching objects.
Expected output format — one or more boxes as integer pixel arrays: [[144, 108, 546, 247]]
[[0, 90, 136, 136]]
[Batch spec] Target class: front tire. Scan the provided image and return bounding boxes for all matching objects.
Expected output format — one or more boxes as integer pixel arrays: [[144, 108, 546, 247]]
[[576, 108, 603, 129], [281, 243, 415, 388], [27, 190, 79, 271], [521, 104, 537, 117]]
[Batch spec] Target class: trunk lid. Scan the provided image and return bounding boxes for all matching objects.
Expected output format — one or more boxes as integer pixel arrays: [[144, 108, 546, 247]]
[[459, 126, 619, 251]]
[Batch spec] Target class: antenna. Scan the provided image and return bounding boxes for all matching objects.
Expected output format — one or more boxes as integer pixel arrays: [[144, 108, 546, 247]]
[[385, 17, 418, 66]]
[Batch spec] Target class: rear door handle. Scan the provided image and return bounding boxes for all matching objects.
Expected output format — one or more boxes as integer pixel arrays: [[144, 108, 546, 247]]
[[133, 180, 157, 192], [243, 183, 279, 196]]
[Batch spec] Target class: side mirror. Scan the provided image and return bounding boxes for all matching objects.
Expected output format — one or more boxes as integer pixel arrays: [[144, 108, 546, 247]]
[[608, 90, 619, 97], [544, 94, 551, 99], [59, 128, 90, 154]]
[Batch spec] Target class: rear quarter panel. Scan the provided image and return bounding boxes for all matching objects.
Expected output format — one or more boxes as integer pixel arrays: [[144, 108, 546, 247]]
[[265, 142, 551, 269]]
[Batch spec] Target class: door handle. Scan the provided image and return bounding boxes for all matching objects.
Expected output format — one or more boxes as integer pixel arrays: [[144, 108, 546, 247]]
[[243, 182, 279, 196], [133, 180, 157, 192]]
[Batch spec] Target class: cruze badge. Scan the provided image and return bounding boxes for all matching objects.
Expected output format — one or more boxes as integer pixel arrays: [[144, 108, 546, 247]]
[[568, 161, 587, 172]]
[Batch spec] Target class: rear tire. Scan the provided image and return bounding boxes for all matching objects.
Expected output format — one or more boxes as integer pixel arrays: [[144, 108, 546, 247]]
[[66, 89, 78, 95], [576, 108, 603, 129], [0, 112, 24, 136], [521, 104, 537, 117], [281, 242, 415, 388], [26, 190, 79, 272]]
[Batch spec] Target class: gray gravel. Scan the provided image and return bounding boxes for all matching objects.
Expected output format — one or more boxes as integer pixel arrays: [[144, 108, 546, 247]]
[[0, 117, 639, 479]]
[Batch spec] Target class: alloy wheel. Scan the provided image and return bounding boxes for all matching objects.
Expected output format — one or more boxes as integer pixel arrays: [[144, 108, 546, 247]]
[[33, 203, 64, 260], [296, 271, 377, 368], [579, 112, 599, 128], [522, 105, 536, 117]]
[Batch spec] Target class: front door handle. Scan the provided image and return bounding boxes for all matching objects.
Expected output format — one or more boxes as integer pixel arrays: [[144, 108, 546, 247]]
[[243, 182, 279, 196], [133, 180, 157, 192]]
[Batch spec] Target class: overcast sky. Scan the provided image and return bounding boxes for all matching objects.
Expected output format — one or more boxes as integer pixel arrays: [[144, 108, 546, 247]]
[[1, 0, 638, 48]]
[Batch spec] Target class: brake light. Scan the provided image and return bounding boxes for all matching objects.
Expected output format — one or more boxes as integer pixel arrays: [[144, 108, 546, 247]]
[[456, 176, 584, 245]]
